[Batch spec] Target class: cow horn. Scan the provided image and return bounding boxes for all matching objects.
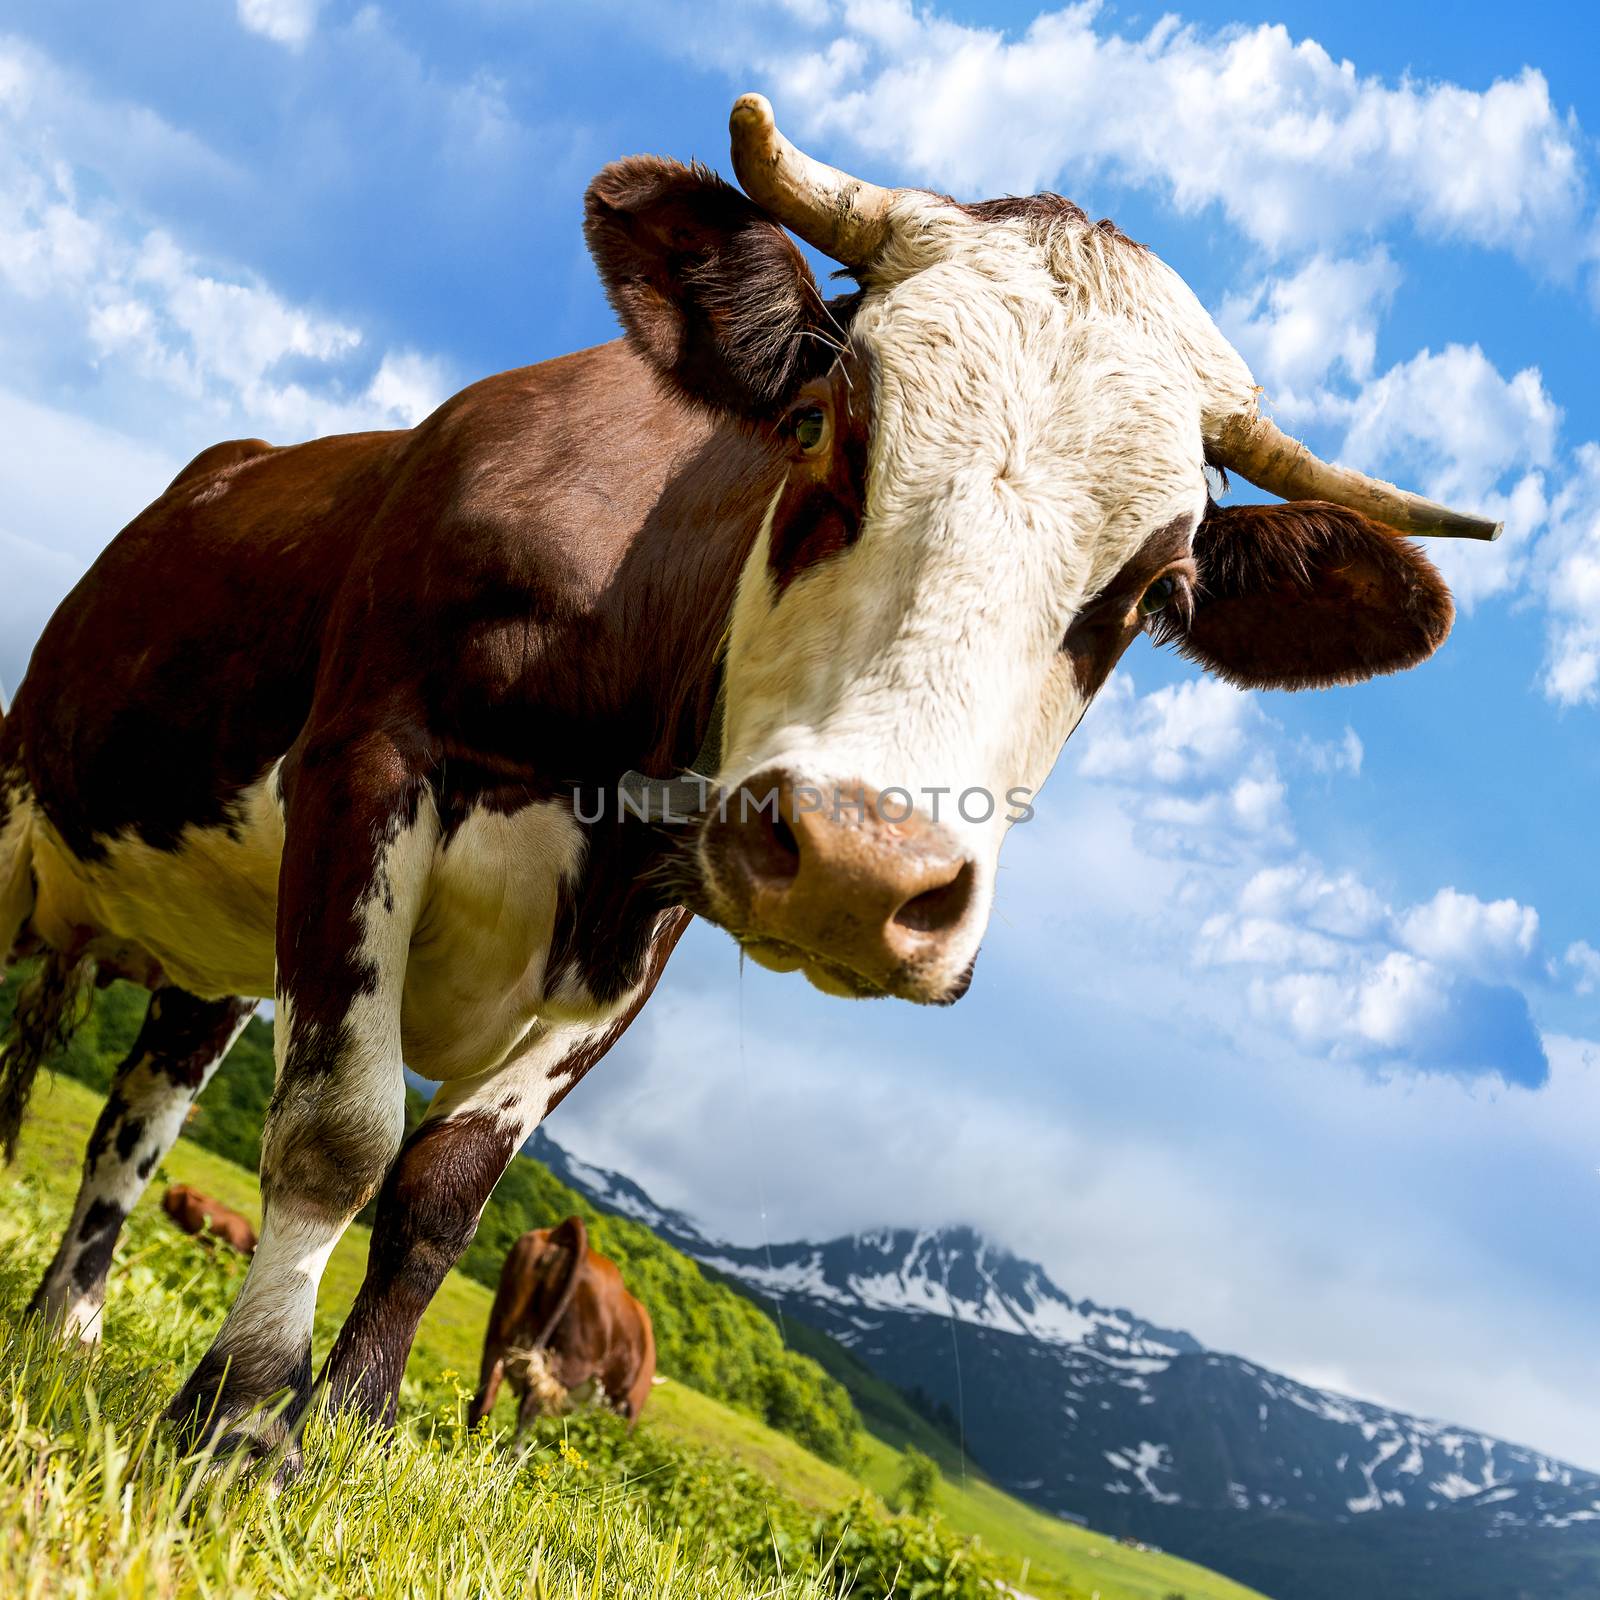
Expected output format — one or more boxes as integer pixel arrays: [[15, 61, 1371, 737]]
[[1210, 408, 1502, 540], [729, 93, 893, 269]]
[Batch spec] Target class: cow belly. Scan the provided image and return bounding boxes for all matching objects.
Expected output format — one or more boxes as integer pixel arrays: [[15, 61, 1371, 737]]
[[25, 768, 284, 999], [24, 776, 612, 1078], [398, 799, 592, 1080]]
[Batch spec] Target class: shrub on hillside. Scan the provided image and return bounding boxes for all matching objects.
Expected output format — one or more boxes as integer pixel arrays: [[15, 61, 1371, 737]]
[[509, 1409, 1002, 1599], [896, 1444, 941, 1517]]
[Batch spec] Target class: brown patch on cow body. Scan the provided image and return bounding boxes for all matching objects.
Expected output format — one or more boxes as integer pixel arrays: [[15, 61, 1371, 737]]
[[0, 337, 790, 1029], [766, 355, 874, 594]]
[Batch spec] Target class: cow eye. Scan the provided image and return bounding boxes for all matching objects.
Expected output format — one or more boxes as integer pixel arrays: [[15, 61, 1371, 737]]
[[792, 407, 828, 454], [1138, 574, 1178, 617]]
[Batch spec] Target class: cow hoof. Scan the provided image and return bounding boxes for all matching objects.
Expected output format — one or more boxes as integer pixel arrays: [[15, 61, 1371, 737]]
[[24, 1287, 105, 1346], [195, 1429, 304, 1493]]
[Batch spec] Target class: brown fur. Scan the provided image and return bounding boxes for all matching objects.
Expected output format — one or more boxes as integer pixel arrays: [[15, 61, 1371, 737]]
[[161, 1183, 258, 1256], [468, 1217, 656, 1436], [1165, 500, 1455, 690], [584, 158, 836, 422], [766, 356, 874, 593]]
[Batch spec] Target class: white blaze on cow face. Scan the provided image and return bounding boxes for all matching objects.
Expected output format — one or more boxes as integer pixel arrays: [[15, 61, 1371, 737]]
[[707, 195, 1257, 1000]]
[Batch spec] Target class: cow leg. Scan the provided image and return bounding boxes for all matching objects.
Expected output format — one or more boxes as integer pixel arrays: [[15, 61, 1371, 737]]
[[319, 1025, 593, 1426], [164, 734, 436, 1469], [512, 1381, 543, 1444], [468, 1234, 543, 1429], [318, 914, 687, 1428], [470, 1351, 507, 1429], [28, 988, 254, 1339]]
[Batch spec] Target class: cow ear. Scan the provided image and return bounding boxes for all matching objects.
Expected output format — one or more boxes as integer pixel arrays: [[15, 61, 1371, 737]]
[[1161, 501, 1455, 690], [584, 156, 829, 421]]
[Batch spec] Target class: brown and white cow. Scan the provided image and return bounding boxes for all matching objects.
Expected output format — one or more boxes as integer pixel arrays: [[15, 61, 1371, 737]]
[[0, 96, 1495, 1475], [162, 1183, 259, 1256], [468, 1215, 655, 1437]]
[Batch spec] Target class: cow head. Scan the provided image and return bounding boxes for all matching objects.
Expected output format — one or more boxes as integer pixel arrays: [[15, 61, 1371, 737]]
[[584, 96, 1497, 1007]]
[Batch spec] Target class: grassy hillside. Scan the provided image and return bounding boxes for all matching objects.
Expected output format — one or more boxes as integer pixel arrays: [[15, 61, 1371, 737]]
[[700, 1261, 971, 1474], [3, 1071, 1270, 1600], [0, 970, 858, 1466]]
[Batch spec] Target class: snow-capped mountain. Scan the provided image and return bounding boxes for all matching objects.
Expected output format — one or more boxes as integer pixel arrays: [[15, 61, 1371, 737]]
[[685, 1224, 1586, 1524], [529, 1132, 1600, 1599], [526, 1128, 712, 1252]]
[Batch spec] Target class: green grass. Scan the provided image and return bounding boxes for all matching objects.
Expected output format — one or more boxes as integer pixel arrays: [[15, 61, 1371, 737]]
[[1, 968, 861, 1468], [0, 1220, 838, 1598], [2, 1076, 1270, 1600]]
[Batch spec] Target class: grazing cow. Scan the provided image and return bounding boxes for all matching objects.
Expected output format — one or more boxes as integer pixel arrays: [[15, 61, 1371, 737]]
[[162, 1183, 259, 1256], [468, 1216, 656, 1436], [0, 95, 1496, 1475]]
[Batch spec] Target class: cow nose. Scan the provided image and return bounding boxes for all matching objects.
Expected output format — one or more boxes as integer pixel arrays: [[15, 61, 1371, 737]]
[[704, 769, 977, 995]]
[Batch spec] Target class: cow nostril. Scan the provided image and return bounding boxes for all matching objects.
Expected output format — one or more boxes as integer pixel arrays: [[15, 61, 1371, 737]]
[[771, 815, 799, 863], [893, 860, 976, 936], [742, 808, 801, 885]]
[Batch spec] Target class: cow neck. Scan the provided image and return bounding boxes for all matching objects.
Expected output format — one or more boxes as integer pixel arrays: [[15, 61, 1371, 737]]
[[619, 618, 727, 824]]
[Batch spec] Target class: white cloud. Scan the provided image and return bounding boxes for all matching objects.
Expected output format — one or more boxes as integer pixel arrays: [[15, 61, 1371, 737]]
[[1077, 676, 1263, 790], [0, 172, 448, 440], [743, 4, 1590, 265], [1566, 941, 1600, 996], [1338, 344, 1559, 510], [1239, 862, 1387, 940], [236, 0, 322, 49], [1199, 862, 1389, 972], [1220, 250, 1399, 417], [1073, 679, 1374, 865], [1399, 887, 1541, 979], [1298, 726, 1363, 778], [1534, 442, 1600, 704], [1062, 674, 1552, 1084], [0, 37, 454, 662]]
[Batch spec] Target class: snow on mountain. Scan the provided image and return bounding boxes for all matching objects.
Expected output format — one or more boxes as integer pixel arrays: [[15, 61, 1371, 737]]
[[693, 1223, 1198, 1365], [524, 1128, 719, 1251]]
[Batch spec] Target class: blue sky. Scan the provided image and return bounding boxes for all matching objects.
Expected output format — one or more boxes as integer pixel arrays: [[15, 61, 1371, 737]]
[[3, 1, 1599, 1466]]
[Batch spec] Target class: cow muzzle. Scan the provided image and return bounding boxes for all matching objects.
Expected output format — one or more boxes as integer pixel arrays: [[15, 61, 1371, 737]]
[[699, 769, 979, 1003]]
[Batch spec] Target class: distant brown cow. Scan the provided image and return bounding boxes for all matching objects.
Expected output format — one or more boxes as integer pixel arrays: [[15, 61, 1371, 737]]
[[161, 1184, 257, 1256], [468, 1216, 655, 1438]]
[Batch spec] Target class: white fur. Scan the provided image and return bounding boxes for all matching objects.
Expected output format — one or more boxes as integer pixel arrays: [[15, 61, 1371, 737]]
[[217, 802, 444, 1414], [23, 765, 285, 998], [18, 763, 606, 1079], [712, 198, 1256, 995], [400, 801, 592, 1076], [204, 1203, 341, 1445]]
